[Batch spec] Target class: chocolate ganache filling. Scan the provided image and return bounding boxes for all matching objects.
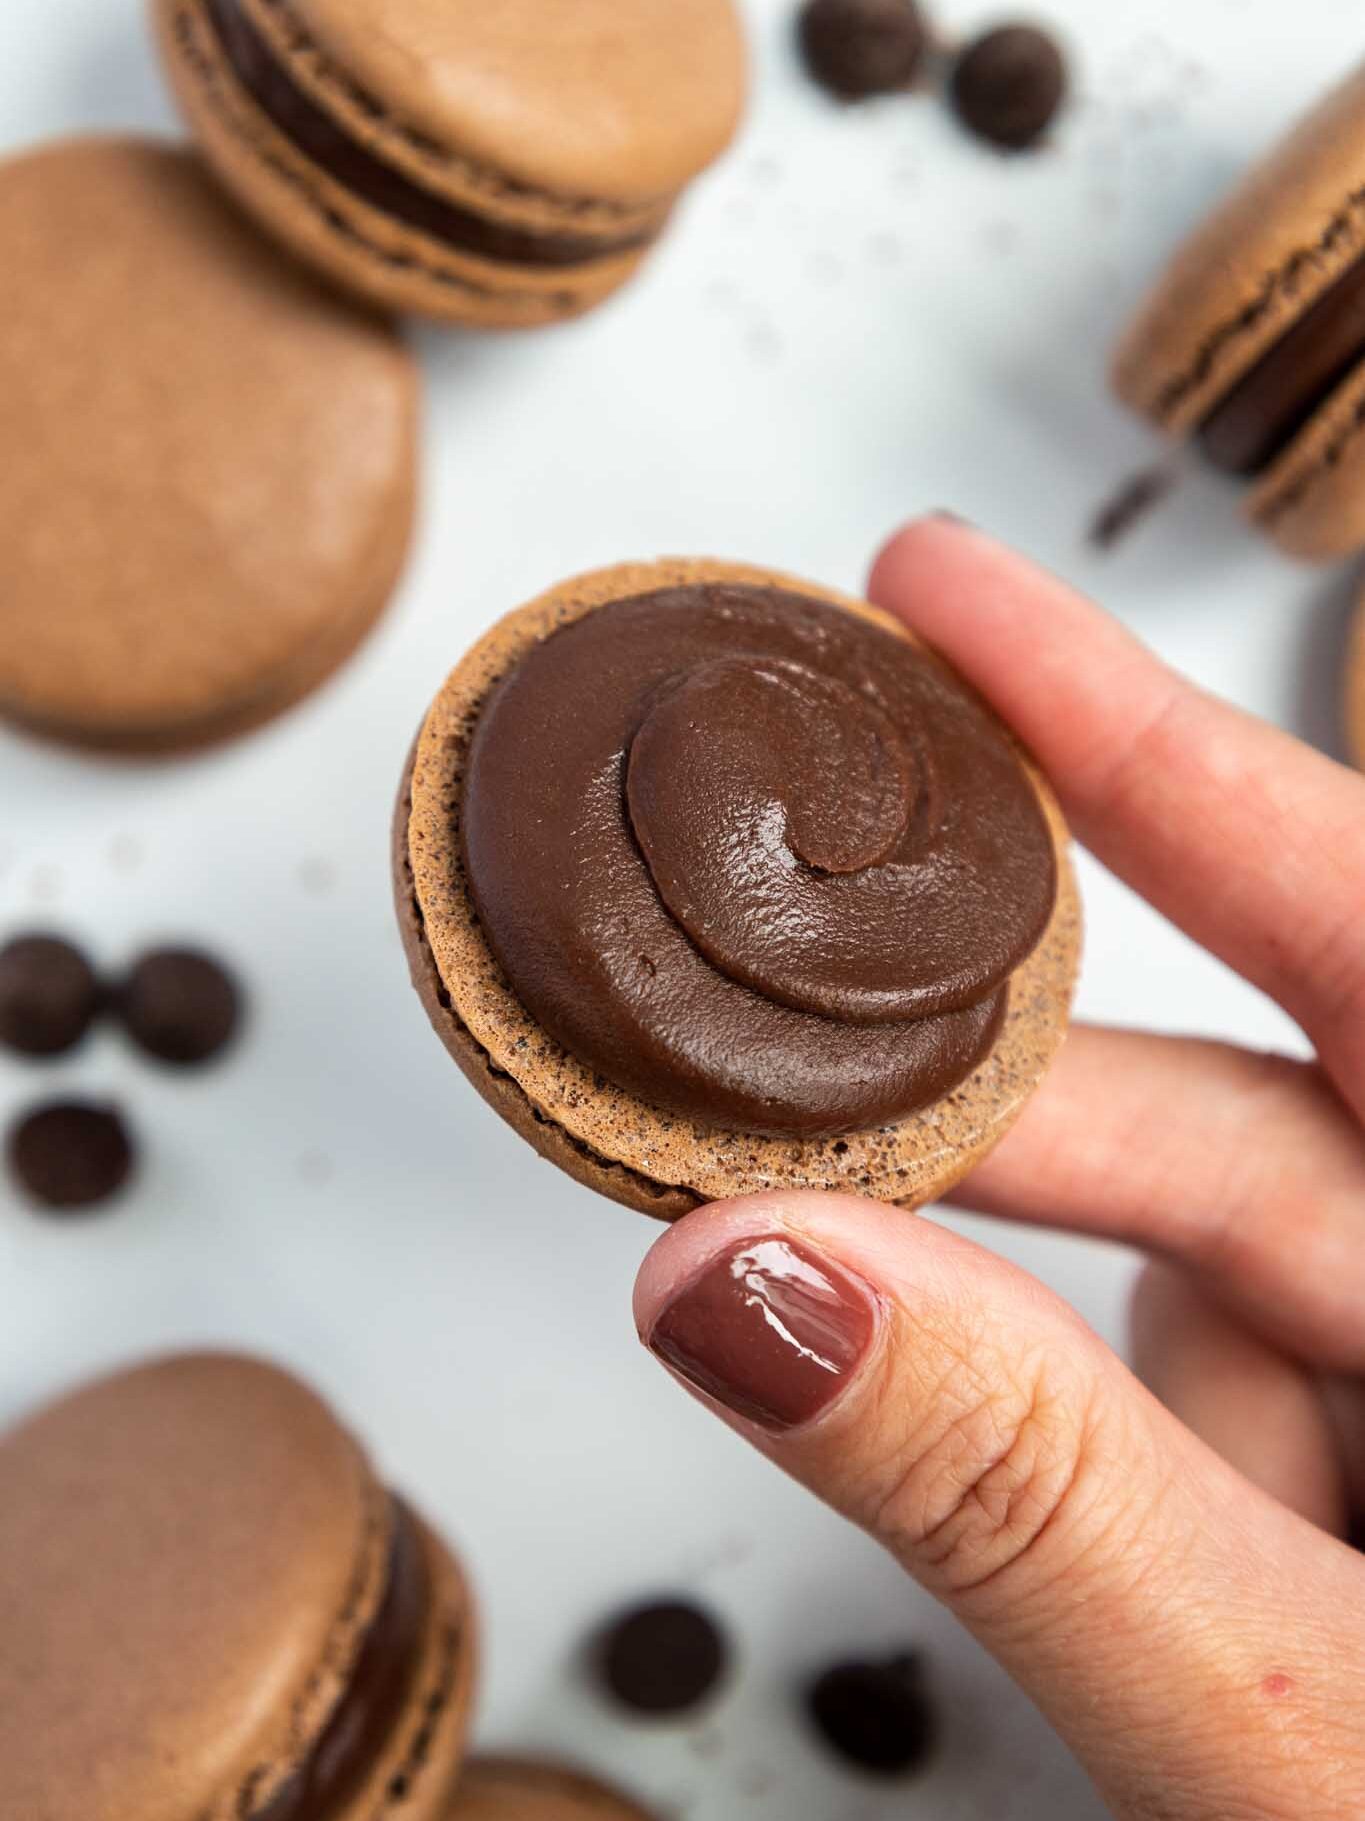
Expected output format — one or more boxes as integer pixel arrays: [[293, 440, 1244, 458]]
[[1198, 252, 1365, 475], [254, 1499, 430, 1821], [203, 0, 659, 270], [462, 586, 1057, 1138]]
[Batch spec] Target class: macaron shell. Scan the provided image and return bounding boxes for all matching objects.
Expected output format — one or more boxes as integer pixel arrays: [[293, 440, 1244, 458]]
[[290, 0, 747, 204], [448, 1757, 658, 1819], [0, 1353, 390, 1821], [1113, 63, 1365, 437], [334, 1515, 480, 1821], [1346, 595, 1365, 769], [0, 136, 417, 751], [4, 453, 415, 757], [394, 738, 701, 1221], [1246, 354, 1365, 559], [156, 1, 653, 327], [228, 0, 670, 236], [398, 560, 1081, 1217]]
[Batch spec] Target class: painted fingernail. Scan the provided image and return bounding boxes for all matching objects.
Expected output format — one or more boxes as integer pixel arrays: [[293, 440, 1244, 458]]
[[645, 1235, 880, 1433]]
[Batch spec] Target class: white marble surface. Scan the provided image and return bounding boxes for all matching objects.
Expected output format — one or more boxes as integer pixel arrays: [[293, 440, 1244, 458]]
[[0, 2, 1357, 1815]]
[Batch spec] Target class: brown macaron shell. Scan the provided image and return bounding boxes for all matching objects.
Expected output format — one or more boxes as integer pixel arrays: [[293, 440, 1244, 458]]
[[153, 0, 745, 327], [396, 560, 1080, 1218], [1113, 66, 1365, 559], [1115, 65, 1365, 435], [1346, 593, 1365, 770], [449, 1758, 658, 1820], [0, 1353, 476, 1821], [1247, 356, 1365, 559], [0, 137, 417, 754]]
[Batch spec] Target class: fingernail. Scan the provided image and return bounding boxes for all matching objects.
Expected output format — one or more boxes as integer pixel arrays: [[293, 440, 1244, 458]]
[[931, 509, 974, 527], [645, 1235, 880, 1433]]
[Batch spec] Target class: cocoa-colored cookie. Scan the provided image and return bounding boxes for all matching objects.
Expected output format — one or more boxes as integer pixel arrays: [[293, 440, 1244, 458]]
[[0, 136, 417, 755], [449, 1758, 657, 1820], [1346, 592, 1365, 769], [0, 1352, 477, 1821], [394, 560, 1081, 1219], [1114, 65, 1365, 560], [152, 0, 747, 328]]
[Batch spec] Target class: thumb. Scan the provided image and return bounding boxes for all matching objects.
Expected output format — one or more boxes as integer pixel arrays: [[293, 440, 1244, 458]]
[[634, 1194, 1365, 1820]]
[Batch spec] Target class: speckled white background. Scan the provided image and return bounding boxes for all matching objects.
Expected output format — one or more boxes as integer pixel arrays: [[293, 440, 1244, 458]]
[[0, 2, 1357, 1815]]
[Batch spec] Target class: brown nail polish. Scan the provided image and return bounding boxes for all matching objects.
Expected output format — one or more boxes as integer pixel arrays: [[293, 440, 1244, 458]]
[[646, 1235, 880, 1433]]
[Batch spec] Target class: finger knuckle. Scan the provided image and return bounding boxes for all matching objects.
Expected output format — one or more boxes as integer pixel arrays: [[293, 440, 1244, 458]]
[[866, 1337, 1103, 1598]]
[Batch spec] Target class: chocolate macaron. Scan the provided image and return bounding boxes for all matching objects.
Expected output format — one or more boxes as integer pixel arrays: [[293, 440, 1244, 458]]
[[1346, 593, 1365, 769], [450, 1759, 657, 1820], [0, 137, 417, 755], [0, 1352, 476, 1821], [153, 0, 747, 328], [395, 561, 1080, 1218], [1115, 65, 1365, 560]]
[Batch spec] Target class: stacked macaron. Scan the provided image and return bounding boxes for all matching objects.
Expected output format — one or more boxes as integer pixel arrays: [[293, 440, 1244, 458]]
[[153, 0, 747, 327], [0, 1351, 657, 1821], [1116, 66, 1365, 562]]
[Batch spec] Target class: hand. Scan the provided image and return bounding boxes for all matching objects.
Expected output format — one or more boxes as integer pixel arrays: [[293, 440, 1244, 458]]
[[633, 518, 1365, 1821]]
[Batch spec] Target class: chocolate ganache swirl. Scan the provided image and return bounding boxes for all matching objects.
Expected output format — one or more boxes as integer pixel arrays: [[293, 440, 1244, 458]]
[[462, 585, 1057, 1138]]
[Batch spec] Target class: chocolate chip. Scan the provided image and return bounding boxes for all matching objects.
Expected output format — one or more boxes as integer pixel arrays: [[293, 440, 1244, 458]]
[[950, 24, 1068, 150], [596, 1599, 729, 1716], [0, 934, 102, 1057], [798, 0, 929, 100], [807, 1653, 936, 1776], [7, 1100, 135, 1211], [116, 948, 242, 1066]]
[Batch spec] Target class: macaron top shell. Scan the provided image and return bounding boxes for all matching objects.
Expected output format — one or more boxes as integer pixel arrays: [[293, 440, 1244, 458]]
[[450, 1758, 657, 1819], [0, 1353, 387, 1821], [1114, 64, 1365, 435], [0, 136, 416, 749], [400, 560, 1080, 1214], [285, 0, 747, 202]]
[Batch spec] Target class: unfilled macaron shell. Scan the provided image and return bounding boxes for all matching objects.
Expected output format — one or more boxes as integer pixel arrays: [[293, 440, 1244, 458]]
[[397, 560, 1081, 1217], [0, 136, 417, 753], [0, 1354, 476, 1821], [448, 1758, 658, 1819]]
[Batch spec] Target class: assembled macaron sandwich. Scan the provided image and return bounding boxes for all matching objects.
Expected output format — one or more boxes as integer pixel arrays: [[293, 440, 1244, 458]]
[[0, 1352, 659, 1821], [1115, 63, 1365, 560], [396, 561, 1081, 1216], [0, 1352, 476, 1821], [153, 0, 747, 327]]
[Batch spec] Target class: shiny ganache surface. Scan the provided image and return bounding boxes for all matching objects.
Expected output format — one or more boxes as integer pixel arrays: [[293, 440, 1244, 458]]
[[1198, 249, 1365, 475], [255, 1498, 429, 1821], [462, 586, 1056, 1137]]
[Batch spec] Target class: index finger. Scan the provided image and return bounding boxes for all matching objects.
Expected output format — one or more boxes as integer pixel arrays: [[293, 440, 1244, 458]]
[[868, 517, 1365, 1111]]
